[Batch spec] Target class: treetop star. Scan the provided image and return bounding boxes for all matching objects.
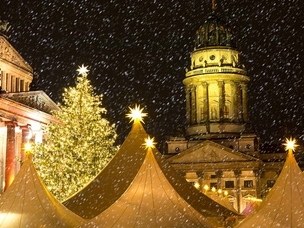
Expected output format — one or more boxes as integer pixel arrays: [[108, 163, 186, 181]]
[[126, 104, 147, 123], [77, 64, 89, 75]]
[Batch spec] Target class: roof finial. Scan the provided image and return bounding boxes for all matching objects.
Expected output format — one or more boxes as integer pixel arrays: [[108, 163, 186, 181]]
[[212, 0, 216, 11]]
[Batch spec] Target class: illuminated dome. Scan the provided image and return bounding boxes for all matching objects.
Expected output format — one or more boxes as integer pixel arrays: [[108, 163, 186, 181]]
[[194, 12, 236, 49]]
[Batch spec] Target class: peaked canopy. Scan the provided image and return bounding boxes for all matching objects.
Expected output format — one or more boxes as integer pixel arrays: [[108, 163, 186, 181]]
[[0, 155, 85, 227], [236, 149, 304, 227], [64, 119, 238, 219], [81, 147, 217, 227], [64, 119, 149, 218]]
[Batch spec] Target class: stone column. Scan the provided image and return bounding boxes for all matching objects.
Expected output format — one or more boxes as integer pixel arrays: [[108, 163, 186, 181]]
[[241, 83, 248, 122], [5, 121, 17, 190], [254, 169, 262, 198], [11, 75, 15, 92], [230, 82, 236, 121], [218, 81, 224, 120], [234, 83, 242, 122], [202, 82, 209, 119], [191, 86, 197, 124], [20, 125, 31, 162], [197, 171, 204, 192], [185, 87, 191, 125], [6, 73, 11, 92], [0, 70, 3, 89], [2, 71, 6, 91], [215, 170, 223, 190], [234, 170, 242, 213]]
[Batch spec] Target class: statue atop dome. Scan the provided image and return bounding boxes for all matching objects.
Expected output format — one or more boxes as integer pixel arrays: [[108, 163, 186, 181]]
[[0, 20, 11, 33]]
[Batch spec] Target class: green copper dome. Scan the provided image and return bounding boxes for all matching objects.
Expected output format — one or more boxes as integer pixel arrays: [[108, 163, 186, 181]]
[[194, 12, 236, 49]]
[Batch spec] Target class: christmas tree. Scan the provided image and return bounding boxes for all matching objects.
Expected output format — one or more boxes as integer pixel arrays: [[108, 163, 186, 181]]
[[33, 65, 118, 202]]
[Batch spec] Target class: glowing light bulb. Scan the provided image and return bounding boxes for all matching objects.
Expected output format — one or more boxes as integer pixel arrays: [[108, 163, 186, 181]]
[[203, 184, 209, 191], [194, 182, 200, 189]]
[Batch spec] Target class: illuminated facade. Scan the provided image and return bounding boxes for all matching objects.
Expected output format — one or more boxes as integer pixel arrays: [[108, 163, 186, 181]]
[[166, 8, 285, 213], [0, 25, 59, 192]]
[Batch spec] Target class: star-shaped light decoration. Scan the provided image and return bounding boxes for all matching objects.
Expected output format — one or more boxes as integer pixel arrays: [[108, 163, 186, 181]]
[[283, 137, 298, 152], [144, 136, 156, 149], [126, 104, 147, 123], [77, 64, 89, 75], [24, 142, 32, 152]]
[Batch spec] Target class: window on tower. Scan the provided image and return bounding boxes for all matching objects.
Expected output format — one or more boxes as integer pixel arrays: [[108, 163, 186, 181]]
[[224, 105, 229, 118], [225, 181, 235, 189]]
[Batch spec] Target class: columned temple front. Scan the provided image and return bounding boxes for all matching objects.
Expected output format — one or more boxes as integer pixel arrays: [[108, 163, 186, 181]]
[[0, 22, 59, 192]]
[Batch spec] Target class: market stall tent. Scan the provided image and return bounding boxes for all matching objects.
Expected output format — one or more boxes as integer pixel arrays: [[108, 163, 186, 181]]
[[236, 140, 304, 227], [64, 117, 238, 220], [0, 154, 85, 228], [81, 143, 218, 227]]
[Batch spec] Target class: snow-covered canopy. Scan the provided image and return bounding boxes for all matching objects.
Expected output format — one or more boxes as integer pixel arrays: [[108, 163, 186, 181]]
[[0, 155, 85, 227], [236, 148, 304, 227], [64, 119, 238, 220], [80, 146, 217, 227]]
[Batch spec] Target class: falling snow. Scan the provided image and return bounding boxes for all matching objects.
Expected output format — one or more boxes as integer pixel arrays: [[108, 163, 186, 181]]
[[2, 0, 304, 151]]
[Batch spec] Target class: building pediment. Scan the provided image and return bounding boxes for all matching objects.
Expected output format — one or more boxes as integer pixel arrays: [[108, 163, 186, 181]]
[[0, 91, 60, 127], [167, 140, 261, 164], [0, 36, 33, 73], [1, 91, 60, 114]]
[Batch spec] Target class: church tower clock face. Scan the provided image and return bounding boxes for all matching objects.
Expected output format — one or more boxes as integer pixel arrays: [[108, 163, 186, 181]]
[[183, 10, 249, 139]]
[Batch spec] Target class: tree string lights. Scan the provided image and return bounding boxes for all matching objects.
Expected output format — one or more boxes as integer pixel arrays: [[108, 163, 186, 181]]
[[32, 65, 118, 202]]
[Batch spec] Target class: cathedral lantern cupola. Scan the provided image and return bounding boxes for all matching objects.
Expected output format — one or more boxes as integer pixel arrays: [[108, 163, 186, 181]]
[[183, 3, 249, 139], [195, 11, 235, 49]]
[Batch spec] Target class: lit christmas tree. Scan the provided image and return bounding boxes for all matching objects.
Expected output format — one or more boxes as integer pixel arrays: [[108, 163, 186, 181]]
[[33, 65, 118, 202]]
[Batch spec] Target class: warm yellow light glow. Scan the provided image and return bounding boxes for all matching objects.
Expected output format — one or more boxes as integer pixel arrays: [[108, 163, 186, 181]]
[[283, 137, 298, 152], [24, 142, 32, 152], [218, 189, 222, 194], [248, 197, 262, 202], [211, 187, 216, 192], [126, 104, 147, 123], [144, 136, 156, 149], [77, 64, 89, 75], [194, 182, 200, 189], [224, 190, 228, 196], [203, 184, 209, 191]]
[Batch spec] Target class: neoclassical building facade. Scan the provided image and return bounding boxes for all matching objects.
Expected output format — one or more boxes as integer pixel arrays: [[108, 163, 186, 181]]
[[166, 9, 285, 213], [0, 22, 59, 192]]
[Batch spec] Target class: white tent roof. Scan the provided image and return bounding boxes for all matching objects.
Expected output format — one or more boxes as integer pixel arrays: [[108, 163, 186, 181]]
[[81, 147, 217, 227], [64, 120, 238, 219], [0, 155, 85, 227], [236, 150, 304, 227]]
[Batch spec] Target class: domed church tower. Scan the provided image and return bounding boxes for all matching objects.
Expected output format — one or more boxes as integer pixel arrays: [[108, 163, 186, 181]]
[[166, 2, 284, 214], [184, 4, 248, 139], [167, 2, 259, 156]]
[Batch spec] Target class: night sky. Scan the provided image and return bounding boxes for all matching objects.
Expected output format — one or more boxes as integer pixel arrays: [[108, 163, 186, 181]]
[[1, 0, 304, 152]]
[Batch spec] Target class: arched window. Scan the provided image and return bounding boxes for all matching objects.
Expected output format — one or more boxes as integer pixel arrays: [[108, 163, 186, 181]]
[[224, 105, 229, 118]]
